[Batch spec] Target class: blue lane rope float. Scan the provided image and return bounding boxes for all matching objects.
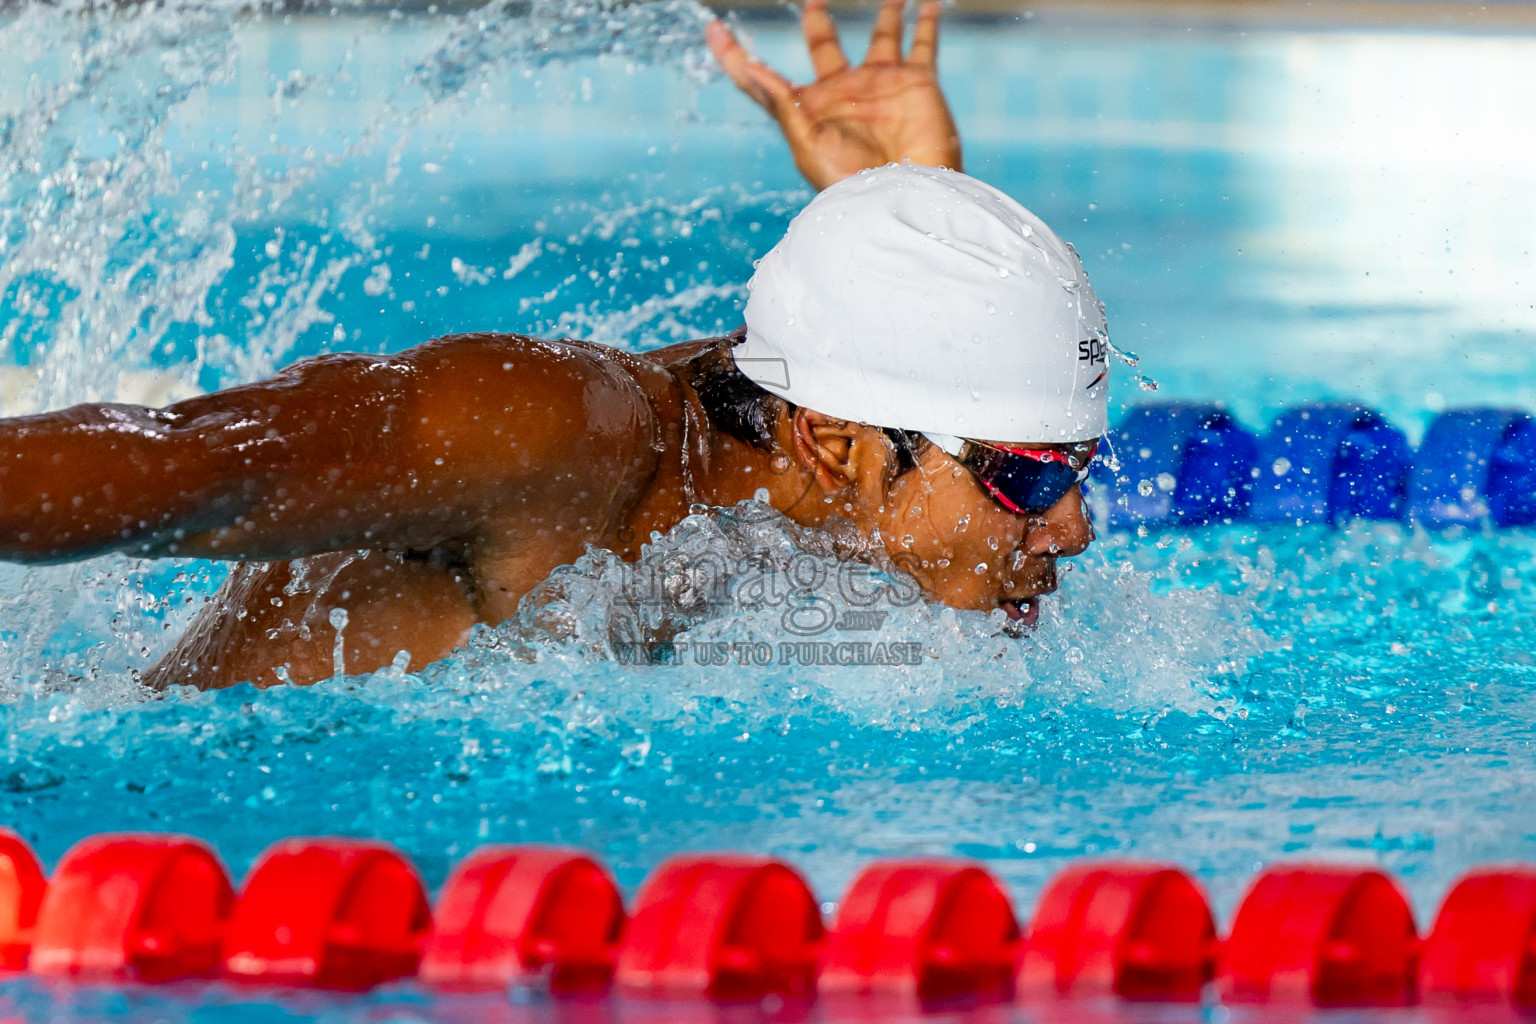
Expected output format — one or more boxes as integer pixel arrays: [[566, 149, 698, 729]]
[[1408, 409, 1536, 528], [1095, 403, 1535, 529], [1247, 404, 1411, 524], [1098, 404, 1258, 530]]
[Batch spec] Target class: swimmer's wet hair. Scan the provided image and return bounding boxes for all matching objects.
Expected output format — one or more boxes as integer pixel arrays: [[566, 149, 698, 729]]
[[686, 331, 921, 473]]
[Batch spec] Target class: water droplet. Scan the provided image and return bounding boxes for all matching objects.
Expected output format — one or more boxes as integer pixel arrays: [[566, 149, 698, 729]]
[[997, 266, 1010, 278], [1272, 457, 1292, 477], [985, 303, 996, 315], [1138, 479, 1155, 496], [1107, 340, 1140, 366], [974, 562, 989, 575], [1136, 374, 1159, 392]]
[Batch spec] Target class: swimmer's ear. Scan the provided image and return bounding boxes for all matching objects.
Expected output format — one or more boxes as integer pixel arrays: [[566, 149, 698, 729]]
[[791, 408, 863, 493]]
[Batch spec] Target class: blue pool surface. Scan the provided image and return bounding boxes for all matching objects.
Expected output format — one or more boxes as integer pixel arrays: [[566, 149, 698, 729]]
[[0, 0, 1535, 1019]]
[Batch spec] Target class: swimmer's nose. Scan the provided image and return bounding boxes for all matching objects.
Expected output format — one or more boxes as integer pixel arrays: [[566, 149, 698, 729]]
[[1024, 487, 1094, 558]]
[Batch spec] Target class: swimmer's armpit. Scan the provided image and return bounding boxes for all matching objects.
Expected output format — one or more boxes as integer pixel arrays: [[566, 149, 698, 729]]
[[0, 335, 653, 564], [706, 0, 962, 191]]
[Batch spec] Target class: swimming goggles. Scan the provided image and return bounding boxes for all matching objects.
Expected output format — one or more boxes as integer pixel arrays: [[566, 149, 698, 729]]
[[924, 434, 1099, 516]]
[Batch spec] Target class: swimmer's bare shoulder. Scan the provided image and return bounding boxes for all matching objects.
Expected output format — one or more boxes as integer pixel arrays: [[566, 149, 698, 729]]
[[0, 333, 669, 563], [0, 332, 700, 688]]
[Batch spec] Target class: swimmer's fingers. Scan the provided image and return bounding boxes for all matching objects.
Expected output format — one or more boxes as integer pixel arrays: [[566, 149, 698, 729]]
[[707, 20, 796, 113], [708, 22, 811, 142], [907, 1, 941, 70], [865, 0, 906, 65], [802, 0, 850, 79], [761, 74, 817, 156]]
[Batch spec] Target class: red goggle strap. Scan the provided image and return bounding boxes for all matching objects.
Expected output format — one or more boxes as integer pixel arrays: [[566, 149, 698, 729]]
[[981, 440, 1097, 467]]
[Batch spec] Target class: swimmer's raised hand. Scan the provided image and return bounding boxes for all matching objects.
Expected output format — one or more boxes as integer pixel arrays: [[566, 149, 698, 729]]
[[706, 0, 961, 191]]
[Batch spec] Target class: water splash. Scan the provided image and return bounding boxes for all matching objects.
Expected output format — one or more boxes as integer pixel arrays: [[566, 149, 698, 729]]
[[1, 0, 724, 407], [0, 0, 732, 693], [414, 0, 718, 100], [1104, 338, 1141, 368], [452, 497, 1273, 732]]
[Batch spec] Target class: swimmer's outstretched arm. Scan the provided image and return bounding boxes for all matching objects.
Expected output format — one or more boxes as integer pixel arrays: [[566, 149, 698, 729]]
[[706, 0, 961, 190], [0, 335, 653, 564]]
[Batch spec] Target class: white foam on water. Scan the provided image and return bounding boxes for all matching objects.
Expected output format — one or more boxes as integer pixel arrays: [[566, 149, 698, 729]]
[[384, 498, 1276, 753]]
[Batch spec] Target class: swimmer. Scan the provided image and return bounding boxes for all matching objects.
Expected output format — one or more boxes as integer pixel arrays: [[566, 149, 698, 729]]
[[0, 1, 1105, 689]]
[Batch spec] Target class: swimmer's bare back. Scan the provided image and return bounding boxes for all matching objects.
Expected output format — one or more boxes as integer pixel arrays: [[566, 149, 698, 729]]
[[0, 334, 719, 688]]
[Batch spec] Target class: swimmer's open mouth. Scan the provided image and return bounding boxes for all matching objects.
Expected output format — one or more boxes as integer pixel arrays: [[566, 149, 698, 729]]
[[1000, 597, 1039, 628]]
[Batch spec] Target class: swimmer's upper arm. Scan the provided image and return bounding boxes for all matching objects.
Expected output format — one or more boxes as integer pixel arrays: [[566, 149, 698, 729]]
[[0, 335, 658, 563], [0, 349, 422, 562]]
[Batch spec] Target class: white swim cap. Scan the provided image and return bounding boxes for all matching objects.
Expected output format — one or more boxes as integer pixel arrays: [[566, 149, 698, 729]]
[[736, 164, 1109, 443]]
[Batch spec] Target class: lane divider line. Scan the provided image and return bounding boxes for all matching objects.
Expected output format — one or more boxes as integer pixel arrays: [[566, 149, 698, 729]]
[[4, 828, 1536, 1008], [1095, 402, 1536, 529]]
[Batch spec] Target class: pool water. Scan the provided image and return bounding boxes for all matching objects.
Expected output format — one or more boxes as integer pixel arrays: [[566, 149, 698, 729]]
[[0, 0, 1534, 1019]]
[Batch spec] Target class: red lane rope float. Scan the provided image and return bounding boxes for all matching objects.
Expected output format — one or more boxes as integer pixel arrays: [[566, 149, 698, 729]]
[[1420, 868, 1536, 1005], [820, 859, 1020, 1003], [0, 830, 47, 971], [1219, 864, 1418, 1007], [1017, 860, 1216, 1002], [221, 837, 431, 990], [19, 828, 1536, 1011], [615, 854, 824, 1001], [29, 834, 233, 982], [420, 844, 624, 992]]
